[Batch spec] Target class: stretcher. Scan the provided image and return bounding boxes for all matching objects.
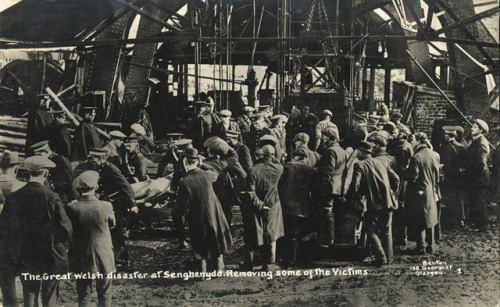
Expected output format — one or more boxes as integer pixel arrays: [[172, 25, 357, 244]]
[[131, 174, 174, 207]]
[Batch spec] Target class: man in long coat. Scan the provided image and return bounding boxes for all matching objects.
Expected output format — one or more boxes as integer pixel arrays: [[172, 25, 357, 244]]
[[45, 109, 72, 159], [278, 148, 316, 266], [26, 96, 53, 155], [0, 156, 72, 307], [405, 134, 440, 254], [31, 140, 78, 204], [66, 171, 116, 307], [71, 106, 103, 161], [177, 148, 233, 272], [193, 98, 221, 150], [348, 141, 399, 266], [462, 119, 490, 230], [244, 145, 284, 270], [226, 130, 253, 174], [440, 126, 467, 226], [314, 127, 348, 246]]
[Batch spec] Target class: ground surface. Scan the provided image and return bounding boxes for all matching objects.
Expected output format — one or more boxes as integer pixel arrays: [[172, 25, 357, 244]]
[[6, 206, 500, 307]]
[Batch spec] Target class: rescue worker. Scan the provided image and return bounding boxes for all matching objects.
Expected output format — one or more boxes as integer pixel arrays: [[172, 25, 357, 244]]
[[31, 140, 78, 204], [0, 156, 72, 307], [314, 127, 348, 247], [103, 130, 127, 167], [66, 171, 115, 307], [45, 108, 72, 159], [348, 141, 399, 266], [462, 119, 490, 231], [71, 106, 102, 161], [177, 148, 233, 272]]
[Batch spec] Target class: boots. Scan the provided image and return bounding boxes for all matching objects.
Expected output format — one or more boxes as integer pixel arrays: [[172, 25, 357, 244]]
[[288, 238, 299, 267], [240, 251, 254, 271]]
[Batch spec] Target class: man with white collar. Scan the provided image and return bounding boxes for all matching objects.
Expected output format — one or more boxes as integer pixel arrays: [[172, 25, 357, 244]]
[[214, 109, 241, 142]]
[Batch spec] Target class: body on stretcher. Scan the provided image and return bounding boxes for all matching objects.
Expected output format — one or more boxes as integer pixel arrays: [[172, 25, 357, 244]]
[[131, 174, 174, 207]]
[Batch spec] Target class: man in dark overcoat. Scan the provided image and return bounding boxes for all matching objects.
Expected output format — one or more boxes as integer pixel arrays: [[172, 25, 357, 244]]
[[45, 109, 72, 159], [244, 145, 284, 270], [71, 106, 103, 161], [314, 127, 348, 246], [26, 96, 52, 155], [405, 134, 441, 254], [0, 156, 72, 307], [226, 130, 253, 174], [193, 98, 221, 150], [440, 126, 467, 226], [214, 109, 242, 142], [177, 148, 233, 272], [66, 171, 116, 307], [348, 141, 399, 266], [462, 119, 491, 230], [278, 148, 316, 266], [31, 140, 78, 204]]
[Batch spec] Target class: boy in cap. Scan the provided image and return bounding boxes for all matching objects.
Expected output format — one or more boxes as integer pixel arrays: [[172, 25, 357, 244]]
[[278, 148, 317, 266], [32, 140, 78, 204], [71, 106, 103, 161], [45, 108, 72, 159], [177, 148, 233, 272], [66, 171, 116, 307], [440, 126, 467, 226], [462, 119, 490, 230], [0, 156, 72, 307], [314, 110, 337, 152], [347, 141, 399, 265]]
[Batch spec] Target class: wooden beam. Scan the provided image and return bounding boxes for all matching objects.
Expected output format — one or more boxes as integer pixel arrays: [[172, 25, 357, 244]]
[[434, 6, 500, 35], [113, 0, 182, 32]]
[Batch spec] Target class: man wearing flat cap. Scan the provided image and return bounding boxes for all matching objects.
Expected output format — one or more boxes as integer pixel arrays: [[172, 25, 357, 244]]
[[0, 156, 72, 307], [269, 115, 287, 157], [214, 109, 241, 142], [194, 97, 221, 150], [314, 110, 337, 152], [405, 133, 441, 254], [440, 126, 467, 226], [32, 140, 78, 204], [71, 106, 103, 161], [45, 108, 72, 159], [103, 130, 127, 167], [66, 171, 116, 307], [0, 150, 25, 306], [347, 141, 399, 266], [130, 123, 154, 155], [292, 132, 320, 167], [462, 119, 490, 230], [314, 126, 348, 246], [226, 130, 253, 174], [237, 106, 255, 144], [75, 147, 138, 268], [121, 136, 150, 183], [278, 147, 317, 266], [344, 113, 368, 150]]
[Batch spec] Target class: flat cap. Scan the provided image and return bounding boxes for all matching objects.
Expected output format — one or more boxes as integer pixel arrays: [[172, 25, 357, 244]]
[[219, 109, 232, 117], [109, 130, 127, 139], [356, 141, 373, 153], [292, 132, 310, 143], [259, 134, 279, 146], [203, 136, 222, 148], [243, 106, 255, 112], [475, 119, 489, 133], [0, 150, 20, 167], [291, 148, 308, 158], [31, 140, 50, 152], [182, 148, 199, 159], [322, 127, 339, 140], [88, 147, 108, 157], [73, 171, 99, 190], [226, 130, 241, 138], [24, 156, 56, 171], [174, 139, 193, 148], [370, 135, 387, 147], [442, 126, 457, 135], [322, 109, 333, 116], [383, 122, 397, 133], [261, 144, 275, 157], [130, 123, 146, 136]]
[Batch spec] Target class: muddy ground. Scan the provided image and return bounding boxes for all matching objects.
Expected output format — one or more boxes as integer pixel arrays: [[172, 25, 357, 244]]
[[7, 205, 500, 307]]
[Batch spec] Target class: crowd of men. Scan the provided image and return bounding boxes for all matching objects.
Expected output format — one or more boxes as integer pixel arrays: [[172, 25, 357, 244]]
[[0, 96, 497, 306]]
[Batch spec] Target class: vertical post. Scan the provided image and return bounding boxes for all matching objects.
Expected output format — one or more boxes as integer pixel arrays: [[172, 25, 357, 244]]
[[384, 67, 391, 107], [440, 65, 449, 90], [368, 67, 376, 114]]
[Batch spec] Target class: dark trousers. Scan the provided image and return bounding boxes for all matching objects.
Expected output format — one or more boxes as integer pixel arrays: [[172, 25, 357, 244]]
[[21, 279, 59, 307], [466, 185, 489, 227], [416, 226, 434, 249], [392, 208, 407, 246], [365, 210, 393, 262], [0, 269, 19, 306], [172, 201, 187, 242], [76, 278, 112, 307], [318, 196, 335, 245], [442, 187, 465, 225]]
